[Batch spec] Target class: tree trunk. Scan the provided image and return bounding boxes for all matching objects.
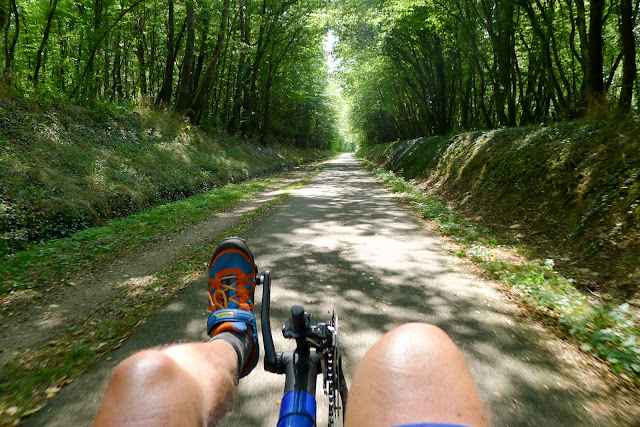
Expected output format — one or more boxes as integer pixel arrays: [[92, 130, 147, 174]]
[[573, 0, 590, 75], [243, 0, 298, 134], [112, 29, 123, 100], [3, 0, 19, 85], [33, 0, 59, 86], [136, 38, 147, 96], [136, 9, 148, 96], [188, 0, 230, 123], [618, 0, 635, 112], [228, 0, 248, 133], [585, 0, 604, 102], [73, 0, 144, 97], [242, 0, 267, 135], [175, 0, 195, 113], [432, 35, 448, 133], [192, 13, 210, 96], [155, 0, 175, 106]]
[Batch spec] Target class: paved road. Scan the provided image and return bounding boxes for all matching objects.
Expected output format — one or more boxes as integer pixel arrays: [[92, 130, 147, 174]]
[[29, 154, 610, 426]]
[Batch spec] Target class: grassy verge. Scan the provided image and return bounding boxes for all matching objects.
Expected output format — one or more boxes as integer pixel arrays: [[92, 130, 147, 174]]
[[1, 177, 279, 297], [0, 165, 323, 424], [364, 161, 640, 379]]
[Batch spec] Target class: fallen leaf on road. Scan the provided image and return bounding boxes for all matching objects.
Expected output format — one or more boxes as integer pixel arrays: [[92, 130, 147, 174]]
[[45, 386, 61, 399]]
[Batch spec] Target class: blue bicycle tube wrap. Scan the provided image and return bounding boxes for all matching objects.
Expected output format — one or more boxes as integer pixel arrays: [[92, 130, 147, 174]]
[[277, 391, 316, 427]]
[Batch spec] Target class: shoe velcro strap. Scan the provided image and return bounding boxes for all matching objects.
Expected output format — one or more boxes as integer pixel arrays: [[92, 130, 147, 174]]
[[207, 308, 257, 336]]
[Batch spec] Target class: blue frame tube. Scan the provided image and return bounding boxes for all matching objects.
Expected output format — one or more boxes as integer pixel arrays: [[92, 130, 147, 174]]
[[277, 390, 316, 427]]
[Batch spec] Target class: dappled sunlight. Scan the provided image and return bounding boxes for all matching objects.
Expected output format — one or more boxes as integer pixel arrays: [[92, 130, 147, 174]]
[[214, 155, 597, 426], [158, 140, 194, 166], [31, 156, 609, 426], [117, 275, 155, 292]]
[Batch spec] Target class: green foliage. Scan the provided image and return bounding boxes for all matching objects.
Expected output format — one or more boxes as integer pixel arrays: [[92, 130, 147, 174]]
[[333, 0, 638, 145], [1, 0, 340, 149], [0, 177, 278, 297], [359, 119, 640, 291], [495, 261, 640, 376], [368, 165, 490, 244]]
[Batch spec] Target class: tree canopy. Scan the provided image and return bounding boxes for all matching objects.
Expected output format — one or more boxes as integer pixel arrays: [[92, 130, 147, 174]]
[[1, 0, 638, 147], [0, 0, 343, 149], [332, 0, 639, 144]]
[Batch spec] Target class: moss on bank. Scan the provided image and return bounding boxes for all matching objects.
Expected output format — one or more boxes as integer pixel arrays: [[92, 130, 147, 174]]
[[358, 119, 640, 300]]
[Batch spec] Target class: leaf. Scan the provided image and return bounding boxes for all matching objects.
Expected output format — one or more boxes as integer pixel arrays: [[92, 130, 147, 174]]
[[45, 385, 61, 399], [580, 343, 593, 352]]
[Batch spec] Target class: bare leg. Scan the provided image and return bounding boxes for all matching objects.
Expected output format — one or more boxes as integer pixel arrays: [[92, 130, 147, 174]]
[[93, 339, 238, 427], [345, 323, 489, 427]]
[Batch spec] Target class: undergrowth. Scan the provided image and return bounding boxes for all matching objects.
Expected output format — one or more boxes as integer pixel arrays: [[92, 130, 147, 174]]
[[0, 97, 328, 256], [358, 119, 640, 296], [365, 162, 640, 379]]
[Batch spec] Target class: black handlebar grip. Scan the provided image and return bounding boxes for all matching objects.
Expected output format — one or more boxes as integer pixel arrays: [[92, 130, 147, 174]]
[[291, 305, 306, 334]]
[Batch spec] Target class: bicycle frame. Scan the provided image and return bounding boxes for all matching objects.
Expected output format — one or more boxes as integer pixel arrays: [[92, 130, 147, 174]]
[[259, 271, 347, 427]]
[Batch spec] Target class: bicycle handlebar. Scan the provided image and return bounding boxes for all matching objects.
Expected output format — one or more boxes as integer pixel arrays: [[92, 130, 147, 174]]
[[258, 270, 347, 427]]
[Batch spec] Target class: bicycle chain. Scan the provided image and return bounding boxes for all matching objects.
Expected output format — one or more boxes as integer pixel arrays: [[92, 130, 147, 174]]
[[325, 311, 340, 427]]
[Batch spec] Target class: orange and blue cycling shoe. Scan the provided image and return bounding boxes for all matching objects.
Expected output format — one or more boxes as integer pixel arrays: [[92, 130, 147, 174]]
[[206, 237, 259, 377]]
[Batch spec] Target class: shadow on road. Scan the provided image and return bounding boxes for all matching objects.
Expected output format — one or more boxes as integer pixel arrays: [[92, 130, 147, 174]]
[[29, 155, 611, 426], [221, 155, 602, 426]]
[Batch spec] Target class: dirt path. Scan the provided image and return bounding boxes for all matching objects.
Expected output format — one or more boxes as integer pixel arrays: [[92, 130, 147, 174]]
[[26, 154, 639, 426], [0, 163, 319, 366]]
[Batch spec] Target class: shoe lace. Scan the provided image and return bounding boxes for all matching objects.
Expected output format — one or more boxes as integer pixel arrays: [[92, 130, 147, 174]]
[[208, 272, 255, 311]]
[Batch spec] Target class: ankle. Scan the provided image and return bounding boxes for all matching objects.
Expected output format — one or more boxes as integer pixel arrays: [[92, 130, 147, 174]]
[[209, 329, 253, 377]]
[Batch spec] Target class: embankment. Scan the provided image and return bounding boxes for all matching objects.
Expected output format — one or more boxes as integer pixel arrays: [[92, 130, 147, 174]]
[[359, 119, 640, 302], [0, 97, 329, 255]]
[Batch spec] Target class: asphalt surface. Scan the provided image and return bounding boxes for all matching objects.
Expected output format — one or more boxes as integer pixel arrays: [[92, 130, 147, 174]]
[[27, 154, 608, 426]]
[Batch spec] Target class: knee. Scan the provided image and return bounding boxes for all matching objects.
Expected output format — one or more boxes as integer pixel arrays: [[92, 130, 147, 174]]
[[388, 322, 448, 343], [101, 350, 204, 423], [377, 323, 455, 357], [96, 350, 210, 426], [110, 350, 185, 390]]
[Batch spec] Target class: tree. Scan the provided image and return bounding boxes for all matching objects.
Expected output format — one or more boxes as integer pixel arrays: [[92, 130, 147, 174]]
[[3, 0, 18, 85], [188, 0, 230, 123], [175, 0, 194, 112], [33, 0, 59, 86], [155, 0, 175, 106], [618, 0, 636, 112]]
